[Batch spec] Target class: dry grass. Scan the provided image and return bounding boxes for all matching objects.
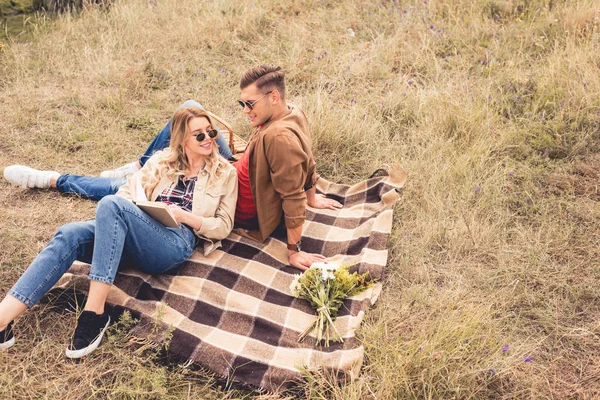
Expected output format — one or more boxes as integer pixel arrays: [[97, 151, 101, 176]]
[[1, 0, 599, 398]]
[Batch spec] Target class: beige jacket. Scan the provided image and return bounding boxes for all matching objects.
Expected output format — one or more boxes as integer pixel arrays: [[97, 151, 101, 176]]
[[244, 104, 319, 243], [116, 150, 238, 255]]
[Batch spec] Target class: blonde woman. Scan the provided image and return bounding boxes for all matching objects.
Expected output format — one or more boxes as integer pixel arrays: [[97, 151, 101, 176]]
[[0, 107, 238, 358]]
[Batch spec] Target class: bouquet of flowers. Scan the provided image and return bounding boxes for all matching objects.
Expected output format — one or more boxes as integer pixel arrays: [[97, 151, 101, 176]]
[[289, 262, 373, 347]]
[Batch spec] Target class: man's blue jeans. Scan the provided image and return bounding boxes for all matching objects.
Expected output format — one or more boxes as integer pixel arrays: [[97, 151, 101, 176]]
[[9, 195, 196, 308], [55, 100, 234, 201]]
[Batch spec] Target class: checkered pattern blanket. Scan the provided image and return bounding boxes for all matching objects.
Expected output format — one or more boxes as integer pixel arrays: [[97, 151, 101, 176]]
[[55, 166, 406, 391]]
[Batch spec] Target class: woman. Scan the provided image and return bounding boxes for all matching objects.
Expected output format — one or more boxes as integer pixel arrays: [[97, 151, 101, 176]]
[[0, 107, 238, 358]]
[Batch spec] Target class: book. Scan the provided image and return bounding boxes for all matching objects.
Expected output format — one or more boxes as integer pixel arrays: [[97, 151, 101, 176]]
[[134, 201, 180, 229]]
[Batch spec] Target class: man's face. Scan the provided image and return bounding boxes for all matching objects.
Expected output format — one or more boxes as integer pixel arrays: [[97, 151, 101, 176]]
[[240, 83, 273, 128]]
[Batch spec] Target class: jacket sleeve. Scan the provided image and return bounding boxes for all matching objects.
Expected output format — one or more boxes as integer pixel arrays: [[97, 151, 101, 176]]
[[265, 132, 308, 229], [194, 166, 238, 240]]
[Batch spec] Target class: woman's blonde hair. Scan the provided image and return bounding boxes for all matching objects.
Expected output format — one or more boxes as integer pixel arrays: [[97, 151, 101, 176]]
[[142, 107, 229, 194]]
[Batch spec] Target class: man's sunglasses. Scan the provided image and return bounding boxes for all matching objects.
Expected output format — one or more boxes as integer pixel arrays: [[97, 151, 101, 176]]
[[237, 91, 273, 110], [193, 129, 218, 142]]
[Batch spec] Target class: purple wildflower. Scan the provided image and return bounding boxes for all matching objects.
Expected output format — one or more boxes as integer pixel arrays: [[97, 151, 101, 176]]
[[584, 82, 587, 87], [173, 86, 176, 91], [474, 185, 481, 194], [524, 356, 533, 362], [501, 344, 509, 353], [490, 368, 497, 375], [429, 24, 434, 29], [403, 9, 407, 14], [424, 0, 427, 4], [535, 325, 540, 329]]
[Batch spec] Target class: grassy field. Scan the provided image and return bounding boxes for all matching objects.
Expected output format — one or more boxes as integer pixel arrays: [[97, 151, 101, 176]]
[[0, 0, 599, 398]]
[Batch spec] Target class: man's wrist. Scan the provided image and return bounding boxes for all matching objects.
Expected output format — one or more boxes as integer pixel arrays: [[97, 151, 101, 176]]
[[287, 240, 301, 253]]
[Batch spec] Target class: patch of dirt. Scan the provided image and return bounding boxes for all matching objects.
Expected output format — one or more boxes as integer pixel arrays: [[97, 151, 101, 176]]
[[546, 156, 600, 201]]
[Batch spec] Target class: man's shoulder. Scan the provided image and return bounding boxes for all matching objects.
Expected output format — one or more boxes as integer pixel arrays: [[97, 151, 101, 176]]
[[262, 105, 308, 138]]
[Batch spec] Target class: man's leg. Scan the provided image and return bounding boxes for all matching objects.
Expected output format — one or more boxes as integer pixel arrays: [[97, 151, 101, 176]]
[[55, 175, 127, 201], [3, 166, 127, 201]]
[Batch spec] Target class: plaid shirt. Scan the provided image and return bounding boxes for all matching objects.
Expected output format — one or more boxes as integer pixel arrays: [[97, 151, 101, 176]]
[[156, 176, 197, 212]]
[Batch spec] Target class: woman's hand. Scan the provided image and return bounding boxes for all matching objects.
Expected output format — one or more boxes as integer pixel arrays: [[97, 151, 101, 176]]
[[167, 204, 185, 223], [167, 204, 203, 231]]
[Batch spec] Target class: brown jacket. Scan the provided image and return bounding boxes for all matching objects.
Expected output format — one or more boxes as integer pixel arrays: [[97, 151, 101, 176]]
[[245, 104, 318, 242]]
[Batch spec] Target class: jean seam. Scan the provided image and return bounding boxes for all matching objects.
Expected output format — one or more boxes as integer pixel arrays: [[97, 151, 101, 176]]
[[107, 217, 120, 282], [89, 274, 114, 285]]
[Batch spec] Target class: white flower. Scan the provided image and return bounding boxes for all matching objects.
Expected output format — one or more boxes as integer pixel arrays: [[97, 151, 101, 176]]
[[310, 261, 328, 270], [325, 263, 340, 272], [289, 274, 302, 297], [321, 268, 333, 281], [312, 262, 340, 281]]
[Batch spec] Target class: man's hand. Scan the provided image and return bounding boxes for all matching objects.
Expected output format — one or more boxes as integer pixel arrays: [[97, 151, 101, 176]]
[[289, 251, 326, 271], [307, 193, 342, 210]]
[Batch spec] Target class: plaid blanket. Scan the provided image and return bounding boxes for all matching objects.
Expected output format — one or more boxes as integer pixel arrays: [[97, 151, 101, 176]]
[[55, 165, 406, 391]]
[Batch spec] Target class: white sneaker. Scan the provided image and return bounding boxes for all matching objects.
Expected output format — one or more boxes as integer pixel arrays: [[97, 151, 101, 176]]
[[3, 165, 60, 189], [100, 162, 138, 179]]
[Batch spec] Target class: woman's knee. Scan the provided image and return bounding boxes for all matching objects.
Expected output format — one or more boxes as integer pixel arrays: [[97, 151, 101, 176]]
[[55, 221, 93, 244], [97, 194, 128, 213]]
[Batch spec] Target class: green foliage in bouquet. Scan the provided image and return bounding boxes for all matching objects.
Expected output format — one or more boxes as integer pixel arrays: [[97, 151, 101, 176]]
[[289, 263, 374, 347]]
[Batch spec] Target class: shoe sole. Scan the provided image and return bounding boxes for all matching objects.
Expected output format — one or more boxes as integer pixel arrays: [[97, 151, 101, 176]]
[[65, 315, 111, 359], [0, 336, 15, 350]]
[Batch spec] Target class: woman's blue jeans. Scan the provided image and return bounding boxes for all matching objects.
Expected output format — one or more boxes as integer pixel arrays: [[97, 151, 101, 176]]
[[9, 195, 196, 308], [55, 100, 234, 201]]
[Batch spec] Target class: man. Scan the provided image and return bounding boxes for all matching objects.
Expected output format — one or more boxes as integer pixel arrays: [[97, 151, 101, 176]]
[[234, 64, 341, 270], [4, 64, 341, 269]]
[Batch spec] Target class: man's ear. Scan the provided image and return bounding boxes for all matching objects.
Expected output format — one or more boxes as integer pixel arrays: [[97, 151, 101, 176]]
[[271, 90, 281, 104]]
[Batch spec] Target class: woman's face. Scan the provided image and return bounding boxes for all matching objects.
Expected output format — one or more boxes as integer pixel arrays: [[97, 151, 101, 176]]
[[184, 116, 213, 160]]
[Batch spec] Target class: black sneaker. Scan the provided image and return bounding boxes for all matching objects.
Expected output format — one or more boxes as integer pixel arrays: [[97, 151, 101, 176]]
[[0, 321, 15, 349], [65, 310, 110, 359]]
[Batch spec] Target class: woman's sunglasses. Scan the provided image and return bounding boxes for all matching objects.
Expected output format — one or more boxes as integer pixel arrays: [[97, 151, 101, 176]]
[[193, 129, 218, 142]]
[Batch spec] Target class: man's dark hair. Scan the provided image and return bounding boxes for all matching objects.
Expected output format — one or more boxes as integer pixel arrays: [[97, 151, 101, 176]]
[[240, 64, 286, 100]]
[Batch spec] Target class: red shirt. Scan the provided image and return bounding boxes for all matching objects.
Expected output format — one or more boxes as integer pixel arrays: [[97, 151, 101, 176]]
[[233, 150, 257, 228]]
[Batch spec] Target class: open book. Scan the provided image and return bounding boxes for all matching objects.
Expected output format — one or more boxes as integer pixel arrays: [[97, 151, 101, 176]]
[[133, 175, 180, 229]]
